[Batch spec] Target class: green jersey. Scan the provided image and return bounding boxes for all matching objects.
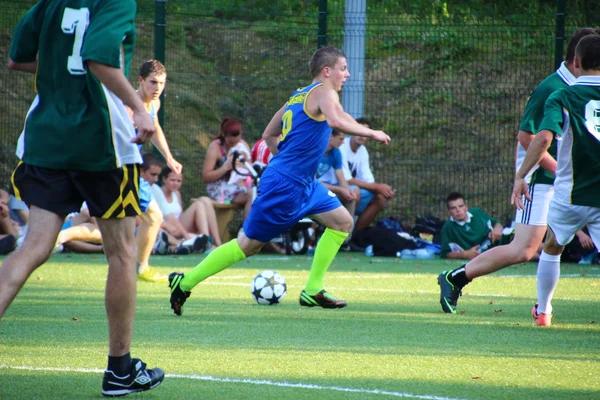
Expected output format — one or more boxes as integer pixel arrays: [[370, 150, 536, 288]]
[[538, 76, 600, 208], [9, 0, 141, 172], [518, 62, 576, 185], [440, 208, 498, 258]]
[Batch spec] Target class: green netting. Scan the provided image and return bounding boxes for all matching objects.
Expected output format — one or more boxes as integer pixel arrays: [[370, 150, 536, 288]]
[[0, 0, 593, 225]]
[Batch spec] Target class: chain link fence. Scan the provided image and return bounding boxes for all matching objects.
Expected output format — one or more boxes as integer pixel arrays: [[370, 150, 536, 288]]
[[0, 0, 591, 226]]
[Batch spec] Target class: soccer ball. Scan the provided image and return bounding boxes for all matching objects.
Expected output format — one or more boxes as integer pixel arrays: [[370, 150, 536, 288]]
[[251, 270, 287, 305]]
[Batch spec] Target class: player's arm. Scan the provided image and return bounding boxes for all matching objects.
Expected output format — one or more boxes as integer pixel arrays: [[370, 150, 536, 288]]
[[87, 61, 154, 144], [317, 89, 390, 145], [8, 59, 37, 74], [517, 130, 557, 175], [149, 100, 182, 174], [511, 129, 553, 208], [262, 105, 286, 156], [8, 4, 40, 75]]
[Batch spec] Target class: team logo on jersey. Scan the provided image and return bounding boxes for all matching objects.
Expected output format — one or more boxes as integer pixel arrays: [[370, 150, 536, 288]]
[[328, 190, 336, 197]]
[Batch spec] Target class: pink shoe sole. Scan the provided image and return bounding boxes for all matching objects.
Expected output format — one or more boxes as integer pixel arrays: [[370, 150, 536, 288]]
[[532, 303, 552, 326]]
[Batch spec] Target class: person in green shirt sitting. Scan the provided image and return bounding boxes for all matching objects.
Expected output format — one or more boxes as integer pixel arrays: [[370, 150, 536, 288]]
[[440, 192, 503, 260]]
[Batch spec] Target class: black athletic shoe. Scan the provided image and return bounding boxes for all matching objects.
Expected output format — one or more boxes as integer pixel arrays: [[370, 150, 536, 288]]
[[299, 289, 347, 308], [175, 245, 192, 255], [101, 358, 164, 397], [438, 270, 462, 314], [192, 235, 211, 253], [169, 272, 191, 316]]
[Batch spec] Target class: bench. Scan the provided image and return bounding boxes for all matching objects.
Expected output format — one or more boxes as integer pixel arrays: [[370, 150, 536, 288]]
[[212, 202, 243, 242]]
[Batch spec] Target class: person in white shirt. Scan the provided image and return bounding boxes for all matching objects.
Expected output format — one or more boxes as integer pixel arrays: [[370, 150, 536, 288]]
[[340, 117, 395, 231]]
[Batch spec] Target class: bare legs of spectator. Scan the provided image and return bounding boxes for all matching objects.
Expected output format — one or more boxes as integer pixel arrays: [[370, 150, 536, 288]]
[[181, 197, 222, 246], [232, 192, 252, 221], [57, 222, 102, 245], [355, 192, 387, 231]]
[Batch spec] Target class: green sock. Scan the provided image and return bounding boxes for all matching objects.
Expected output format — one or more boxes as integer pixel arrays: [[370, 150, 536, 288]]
[[304, 228, 348, 295], [181, 239, 246, 291]]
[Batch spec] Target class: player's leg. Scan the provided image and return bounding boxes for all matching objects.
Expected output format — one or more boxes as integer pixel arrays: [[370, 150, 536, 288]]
[[168, 226, 262, 316], [533, 227, 563, 326], [533, 199, 588, 326], [0, 205, 63, 318], [82, 165, 163, 395], [469, 223, 546, 278], [96, 217, 137, 355], [299, 181, 351, 308], [136, 201, 166, 282], [168, 170, 294, 315], [438, 183, 552, 314], [301, 205, 351, 308], [0, 164, 77, 319]]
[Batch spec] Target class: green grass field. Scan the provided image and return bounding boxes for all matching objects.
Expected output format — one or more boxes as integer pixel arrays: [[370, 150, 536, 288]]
[[0, 252, 599, 399]]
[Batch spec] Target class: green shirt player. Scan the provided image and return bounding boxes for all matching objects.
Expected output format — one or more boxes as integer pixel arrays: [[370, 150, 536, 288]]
[[512, 34, 600, 327], [436, 28, 599, 316], [440, 192, 503, 259], [0, 0, 164, 396]]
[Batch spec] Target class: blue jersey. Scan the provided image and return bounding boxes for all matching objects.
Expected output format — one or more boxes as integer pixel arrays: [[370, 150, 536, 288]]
[[267, 82, 332, 186], [316, 147, 342, 183]]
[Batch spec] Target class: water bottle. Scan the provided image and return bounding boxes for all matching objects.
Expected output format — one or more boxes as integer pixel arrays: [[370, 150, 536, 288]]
[[365, 245, 374, 257], [480, 239, 491, 252]]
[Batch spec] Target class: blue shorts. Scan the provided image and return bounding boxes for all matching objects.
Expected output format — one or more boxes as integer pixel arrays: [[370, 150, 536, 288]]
[[139, 178, 152, 213], [353, 187, 374, 214], [243, 169, 342, 242]]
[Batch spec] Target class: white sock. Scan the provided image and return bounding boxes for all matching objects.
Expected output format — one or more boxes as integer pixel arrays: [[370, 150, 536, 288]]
[[181, 235, 198, 247], [536, 251, 561, 314], [136, 262, 148, 275]]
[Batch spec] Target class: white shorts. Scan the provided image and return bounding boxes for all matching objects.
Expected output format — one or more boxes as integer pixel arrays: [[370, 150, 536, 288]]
[[514, 183, 553, 226], [547, 198, 600, 247]]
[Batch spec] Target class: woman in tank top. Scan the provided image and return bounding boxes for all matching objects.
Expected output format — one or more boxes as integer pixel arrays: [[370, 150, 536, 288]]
[[202, 117, 253, 219], [152, 167, 222, 247]]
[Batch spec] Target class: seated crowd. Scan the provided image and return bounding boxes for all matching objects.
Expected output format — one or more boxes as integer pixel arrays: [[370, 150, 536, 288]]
[[0, 115, 396, 259], [13, 115, 592, 266]]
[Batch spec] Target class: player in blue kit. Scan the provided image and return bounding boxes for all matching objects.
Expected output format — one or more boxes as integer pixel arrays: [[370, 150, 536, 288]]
[[168, 46, 390, 315]]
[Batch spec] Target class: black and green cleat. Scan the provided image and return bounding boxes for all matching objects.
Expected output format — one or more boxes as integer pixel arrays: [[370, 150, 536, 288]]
[[168, 272, 191, 316], [299, 289, 347, 309], [438, 270, 462, 314]]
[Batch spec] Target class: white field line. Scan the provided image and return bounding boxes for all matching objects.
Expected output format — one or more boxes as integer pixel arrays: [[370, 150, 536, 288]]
[[0, 365, 468, 400]]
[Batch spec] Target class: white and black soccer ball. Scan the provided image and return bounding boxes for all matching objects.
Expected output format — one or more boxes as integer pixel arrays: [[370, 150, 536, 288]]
[[251, 270, 287, 305]]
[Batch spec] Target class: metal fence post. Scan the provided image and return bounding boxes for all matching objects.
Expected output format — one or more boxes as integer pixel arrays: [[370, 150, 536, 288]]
[[554, 0, 566, 70], [318, 0, 327, 48], [155, 0, 167, 127]]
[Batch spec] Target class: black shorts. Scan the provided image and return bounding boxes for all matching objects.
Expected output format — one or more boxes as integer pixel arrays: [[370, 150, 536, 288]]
[[11, 162, 141, 219]]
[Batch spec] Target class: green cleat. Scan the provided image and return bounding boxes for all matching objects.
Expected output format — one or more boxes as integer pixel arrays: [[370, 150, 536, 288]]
[[438, 270, 462, 314], [299, 289, 347, 309], [168, 272, 190, 316]]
